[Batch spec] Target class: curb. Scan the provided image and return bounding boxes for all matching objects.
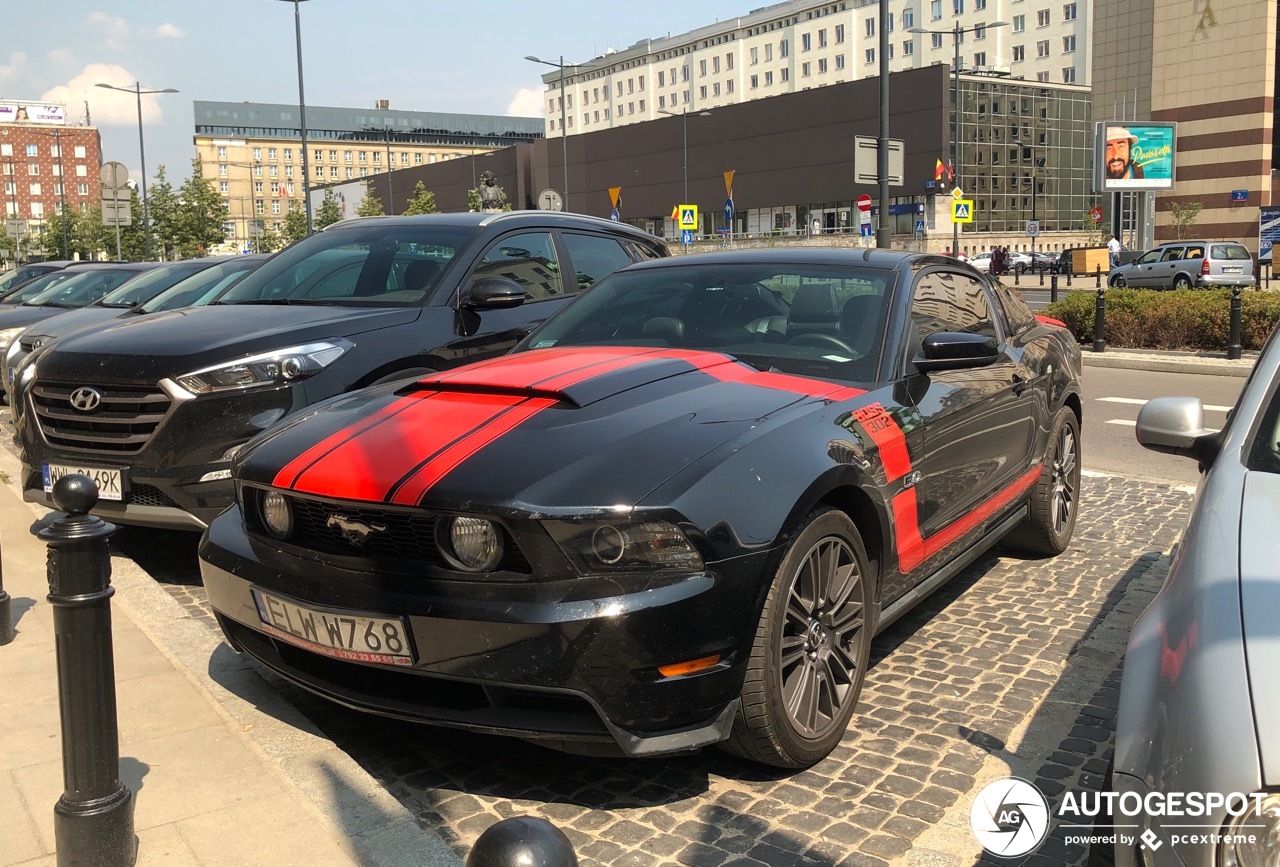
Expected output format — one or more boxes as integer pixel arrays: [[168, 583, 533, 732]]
[[1080, 350, 1256, 378]]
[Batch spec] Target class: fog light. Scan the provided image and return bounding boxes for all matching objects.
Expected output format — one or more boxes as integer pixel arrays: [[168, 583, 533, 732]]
[[261, 491, 293, 539], [441, 517, 502, 572]]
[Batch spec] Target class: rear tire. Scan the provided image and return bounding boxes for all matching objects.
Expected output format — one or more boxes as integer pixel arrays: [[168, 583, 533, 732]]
[[1004, 406, 1081, 556], [720, 507, 873, 768]]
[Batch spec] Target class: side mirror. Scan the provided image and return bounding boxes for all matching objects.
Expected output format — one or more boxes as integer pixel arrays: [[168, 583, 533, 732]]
[[460, 277, 525, 310], [1136, 396, 1222, 465], [913, 332, 999, 372]]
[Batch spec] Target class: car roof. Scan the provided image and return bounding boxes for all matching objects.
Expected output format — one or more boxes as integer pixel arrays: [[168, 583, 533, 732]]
[[617, 246, 958, 272], [321, 211, 663, 246]]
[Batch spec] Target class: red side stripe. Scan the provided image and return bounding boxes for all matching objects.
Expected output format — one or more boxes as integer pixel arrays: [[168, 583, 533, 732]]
[[389, 398, 557, 505], [288, 392, 526, 500], [892, 465, 1043, 573], [272, 395, 425, 490]]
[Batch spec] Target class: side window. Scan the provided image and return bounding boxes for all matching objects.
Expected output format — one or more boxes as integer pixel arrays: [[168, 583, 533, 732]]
[[473, 232, 563, 300], [623, 239, 663, 261], [561, 233, 633, 291], [1137, 251, 1161, 264], [1183, 246, 1205, 260], [989, 279, 1037, 334], [1161, 247, 1184, 262], [909, 270, 997, 345]]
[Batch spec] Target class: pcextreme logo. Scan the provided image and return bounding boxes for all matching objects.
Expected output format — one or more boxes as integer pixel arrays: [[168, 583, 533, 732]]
[[970, 778, 1051, 857]]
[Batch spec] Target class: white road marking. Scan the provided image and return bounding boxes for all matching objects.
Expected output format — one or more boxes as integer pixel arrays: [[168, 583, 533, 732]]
[[1104, 418, 1220, 433], [1096, 396, 1232, 413]]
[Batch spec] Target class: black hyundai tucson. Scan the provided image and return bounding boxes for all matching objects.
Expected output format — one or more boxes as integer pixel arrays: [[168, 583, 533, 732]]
[[19, 212, 668, 529]]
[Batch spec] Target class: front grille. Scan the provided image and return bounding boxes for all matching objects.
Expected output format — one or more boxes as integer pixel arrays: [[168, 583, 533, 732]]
[[32, 381, 172, 455], [248, 489, 532, 575], [129, 484, 178, 509]]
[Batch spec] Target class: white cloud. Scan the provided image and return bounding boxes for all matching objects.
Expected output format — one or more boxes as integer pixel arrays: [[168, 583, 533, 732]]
[[84, 11, 130, 51], [506, 87, 545, 118], [43, 64, 174, 127], [150, 23, 184, 39], [0, 51, 28, 82], [47, 49, 75, 66]]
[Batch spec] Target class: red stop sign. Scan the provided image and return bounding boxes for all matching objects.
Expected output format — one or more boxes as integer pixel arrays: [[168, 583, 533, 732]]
[[857, 195, 873, 213]]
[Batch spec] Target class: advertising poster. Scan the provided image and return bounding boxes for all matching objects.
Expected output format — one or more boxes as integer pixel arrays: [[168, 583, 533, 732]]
[[0, 103, 66, 125], [1259, 205, 1280, 263], [1095, 122, 1176, 191]]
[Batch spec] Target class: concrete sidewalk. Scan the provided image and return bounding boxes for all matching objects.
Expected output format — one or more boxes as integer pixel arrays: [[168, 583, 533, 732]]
[[1080, 346, 1259, 377], [0, 472, 459, 866]]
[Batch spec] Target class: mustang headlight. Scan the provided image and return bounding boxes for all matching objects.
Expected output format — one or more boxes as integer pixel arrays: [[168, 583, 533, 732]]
[[437, 516, 504, 572], [546, 519, 704, 574], [173, 339, 353, 395], [260, 491, 293, 540], [1220, 793, 1280, 867], [0, 327, 25, 354]]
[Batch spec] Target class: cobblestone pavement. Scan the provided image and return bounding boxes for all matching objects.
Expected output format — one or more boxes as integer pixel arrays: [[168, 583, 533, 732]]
[[134, 474, 1190, 867]]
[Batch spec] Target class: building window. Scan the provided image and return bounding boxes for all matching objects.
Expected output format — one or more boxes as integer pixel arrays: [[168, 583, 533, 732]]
[[1038, 9, 1050, 26], [1013, 44, 1025, 61], [750, 74, 759, 88], [976, 0, 986, 7], [713, 82, 721, 96], [932, 33, 944, 49], [29, 183, 41, 195], [343, 150, 352, 163], [1037, 71, 1050, 81], [865, 49, 875, 64], [836, 53, 846, 69], [836, 23, 846, 43], [268, 148, 277, 160], [975, 23, 987, 38], [765, 43, 773, 61], [254, 181, 263, 194], [713, 57, 721, 73], [219, 181, 229, 194], [285, 165, 294, 178], [903, 7, 915, 27], [30, 202, 43, 219], [284, 148, 293, 162], [750, 47, 758, 65], [0, 144, 9, 157], [975, 51, 986, 65], [765, 71, 774, 85], [1062, 66, 1076, 83], [217, 146, 227, 160], [1013, 14, 1025, 31], [345, 167, 354, 179], [25, 144, 37, 156], [1063, 35, 1075, 52], [77, 183, 88, 196], [255, 200, 265, 215], [328, 149, 337, 161], [780, 38, 789, 57], [699, 59, 707, 76], [781, 67, 789, 81], [700, 85, 708, 98], [1037, 39, 1049, 57], [75, 165, 87, 177], [252, 148, 262, 160], [373, 152, 381, 164], [330, 166, 339, 178], [802, 33, 811, 51], [931, 0, 942, 19], [864, 18, 874, 37], [802, 61, 812, 77], [269, 165, 278, 177], [726, 80, 734, 93], [1063, 2, 1077, 19], [819, 58, 828, 73], [271, 200, 281, 215], [953, 0, 964, 13], [218, 164, 228, 177], [253, 165, 263, 177], [359, 167, 368, 176], [904, 40, 915, 55], [725, 54, 732, 70]]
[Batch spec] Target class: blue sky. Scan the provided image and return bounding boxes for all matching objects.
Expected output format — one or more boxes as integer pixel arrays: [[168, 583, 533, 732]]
[[1, 1, 752, 188]]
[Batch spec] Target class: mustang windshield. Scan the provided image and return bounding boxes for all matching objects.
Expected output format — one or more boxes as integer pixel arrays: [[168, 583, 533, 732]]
[[527, 263, 895, 383], [216, 224, 471, 307]]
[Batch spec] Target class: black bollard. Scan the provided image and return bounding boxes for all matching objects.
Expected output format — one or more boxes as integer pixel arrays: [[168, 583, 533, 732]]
[[1039, 265, 1044, 287], [0, 531, 13, 646], [1014, 266, 1020, 287], [1051, 273, 1059, 303], [36, 475, 136, 867], [1228, 286, 1243, 360], [467, 816, 578, 867], [1095, 264, 1102, 289], [1093, 288, 1107, 353]]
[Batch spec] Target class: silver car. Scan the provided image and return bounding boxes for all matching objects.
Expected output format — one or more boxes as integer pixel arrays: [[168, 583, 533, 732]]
[[1100, 325, 1280, 866], [1108, 240, 1255, 290]]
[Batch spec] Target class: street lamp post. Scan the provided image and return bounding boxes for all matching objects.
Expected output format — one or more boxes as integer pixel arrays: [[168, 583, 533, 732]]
[[384, 128, 395, 215], [272, 0, 314, 235], [526, 55, 588, 212], [908, 20, 1006, 258], [1013, 138, 1039, 262], [95, 81, 178, 260], [657, 108, 712, 207]]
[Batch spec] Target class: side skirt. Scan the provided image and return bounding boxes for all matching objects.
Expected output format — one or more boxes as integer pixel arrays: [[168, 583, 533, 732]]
[[874, 505, 1029, 635]]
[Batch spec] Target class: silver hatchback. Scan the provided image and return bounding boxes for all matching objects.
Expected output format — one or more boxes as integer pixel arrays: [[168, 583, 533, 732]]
[[1108, 240, 1255, 290]]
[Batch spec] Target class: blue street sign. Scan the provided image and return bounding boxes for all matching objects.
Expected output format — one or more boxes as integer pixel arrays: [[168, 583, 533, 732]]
[[860, 223, 873, 238], [916, 202, 926, 214], [724, 198, 734, 223], [681, 229, 694, 245], [914, 219, 926, 235], [1231, 190, 1249, 203], [610, 208, 620, 221]]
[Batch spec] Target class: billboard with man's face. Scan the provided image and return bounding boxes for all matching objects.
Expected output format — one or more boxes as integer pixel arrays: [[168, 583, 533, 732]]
[[1094, 122, 1176, 191]]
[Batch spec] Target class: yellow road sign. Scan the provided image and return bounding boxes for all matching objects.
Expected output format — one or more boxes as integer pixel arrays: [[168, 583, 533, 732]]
[[952, 199, 974, 223], [678, 204, 699, 230], [951, 186, 964, 199]]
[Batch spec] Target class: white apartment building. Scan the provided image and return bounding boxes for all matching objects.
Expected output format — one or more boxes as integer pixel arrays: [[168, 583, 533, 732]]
[[536, 0, 1091, 138]]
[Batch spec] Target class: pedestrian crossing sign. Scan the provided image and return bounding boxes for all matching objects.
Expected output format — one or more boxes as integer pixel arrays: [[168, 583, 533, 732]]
[[952, 199, 974, 223], [677, 205, 699, 230]]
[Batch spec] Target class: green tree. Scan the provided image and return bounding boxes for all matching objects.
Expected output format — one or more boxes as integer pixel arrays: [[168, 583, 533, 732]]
[[37, 207, 77, 260], [315, 189, 344, 230], [255, 222, 285, 254], [281, 202, 308, 246], [402, 181, 439, 215], [1169, 201, 1204, 241], [144, 166, 181, 260], [114, 192, 147, 261], [355, 192, 385, 217], [173, 157, 229, 258]]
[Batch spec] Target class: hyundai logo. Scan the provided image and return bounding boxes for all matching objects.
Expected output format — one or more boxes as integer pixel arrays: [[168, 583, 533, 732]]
[[68, 387, 103, 412], [326, 514, 387, 546]]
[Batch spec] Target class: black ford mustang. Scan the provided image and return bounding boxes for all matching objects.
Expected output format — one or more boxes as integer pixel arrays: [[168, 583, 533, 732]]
[[199, 249, 1083, 768]]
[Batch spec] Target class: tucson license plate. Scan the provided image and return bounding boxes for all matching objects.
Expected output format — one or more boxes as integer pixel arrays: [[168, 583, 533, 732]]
[[42, 463, 124, 501], [251, 588, 415, 666]]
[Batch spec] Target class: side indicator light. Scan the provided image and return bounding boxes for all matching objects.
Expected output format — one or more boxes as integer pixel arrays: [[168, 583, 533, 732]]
[[658, 654, 722, 678]]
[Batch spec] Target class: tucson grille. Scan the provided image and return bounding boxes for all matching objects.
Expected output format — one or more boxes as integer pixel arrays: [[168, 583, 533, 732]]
[[248, 489, 532, 574], [32, 381, 172, 454]]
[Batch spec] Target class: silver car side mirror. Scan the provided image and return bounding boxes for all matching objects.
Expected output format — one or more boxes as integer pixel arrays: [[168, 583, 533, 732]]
[[1136, 396, 1221, 464]]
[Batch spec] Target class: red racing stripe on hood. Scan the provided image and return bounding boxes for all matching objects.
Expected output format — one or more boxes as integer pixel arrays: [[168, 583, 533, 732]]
[[272, 394, 427, 490], [285, 391, 528, 500]]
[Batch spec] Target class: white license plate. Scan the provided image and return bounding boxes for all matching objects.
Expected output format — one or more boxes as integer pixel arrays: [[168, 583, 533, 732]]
[[42, 464, 124, 501], [251, 588, 415, 667], [1224, 266, 1243, 273]]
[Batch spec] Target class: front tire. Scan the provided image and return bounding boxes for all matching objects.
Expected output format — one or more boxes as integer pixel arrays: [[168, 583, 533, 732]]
[[721, 507, 873, 768], [1004, 406, 1080, 556], [1110, 274, 1126, 288], [1173, 274, 1192, 291]]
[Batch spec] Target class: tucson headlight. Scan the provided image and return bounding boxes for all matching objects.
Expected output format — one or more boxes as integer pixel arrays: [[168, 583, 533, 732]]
[[260, 491, 293, 540], [545, 519, 704, 574], [1220, 793, 1280, 867], [0, 327, 25, 354], [436, 516, 504, 572], [172, 339, 353, 395]]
